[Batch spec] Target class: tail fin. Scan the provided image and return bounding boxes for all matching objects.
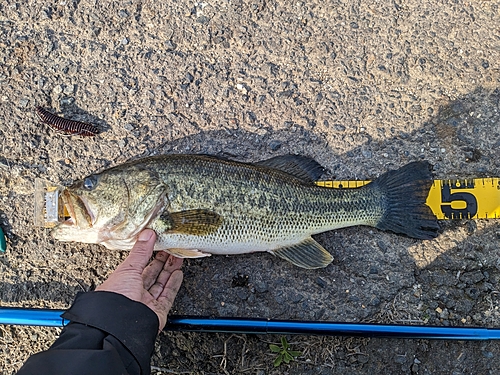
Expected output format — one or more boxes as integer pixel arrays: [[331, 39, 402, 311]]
[[372, 161, 439, 239]]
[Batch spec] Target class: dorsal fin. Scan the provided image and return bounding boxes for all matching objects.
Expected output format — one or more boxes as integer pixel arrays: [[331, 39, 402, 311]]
[[255, 155, 325, 183]]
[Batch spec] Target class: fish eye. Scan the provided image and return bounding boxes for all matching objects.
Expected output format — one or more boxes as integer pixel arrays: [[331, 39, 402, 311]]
[[83, 175, 98, 190]]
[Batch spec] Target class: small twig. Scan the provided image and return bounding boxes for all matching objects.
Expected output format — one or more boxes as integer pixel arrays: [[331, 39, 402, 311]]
[[346, 351, 368, 357], [150, 366, 191, 374], [213, 334, 247, 374], [239, 366, 266, 373], [395, 319, 425, 324], [241, 336, 246, 368]]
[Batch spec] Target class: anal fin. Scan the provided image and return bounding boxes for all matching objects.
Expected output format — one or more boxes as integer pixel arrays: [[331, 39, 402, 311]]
[[167, 248, 211, 258], [271, 238, 333, 269]]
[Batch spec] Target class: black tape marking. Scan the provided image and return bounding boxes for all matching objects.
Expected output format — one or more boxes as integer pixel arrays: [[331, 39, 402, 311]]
[[440, 180, 478, 219]]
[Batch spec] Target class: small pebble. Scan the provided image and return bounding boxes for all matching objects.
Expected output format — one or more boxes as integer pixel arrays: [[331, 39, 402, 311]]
[[41, 9, 51, 19], [185, 72, 194, 83], [236, 289, 249, 300], [165, 40, 176, 50], [394, 355, 407, 364], [316, 277, 327, 288], [53, 85, 63, 94], [269, 140, 282, 151], [236, 83, 247, 94], [274, 294, 285, 304], [196, 16, 210, 24], [361, 149, 372, 159], [482, 351, 493, 359], [439, 308, 449, 319], [63, 84, 75, 95], [254, 281, 268, 293], [60, 97, 74, 105], [358, 355, 369, 364], [377, 240, 388, 252]]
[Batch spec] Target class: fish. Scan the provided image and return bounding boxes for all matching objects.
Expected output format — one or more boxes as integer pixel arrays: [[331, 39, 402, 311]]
[[52, 154, 439, 269]]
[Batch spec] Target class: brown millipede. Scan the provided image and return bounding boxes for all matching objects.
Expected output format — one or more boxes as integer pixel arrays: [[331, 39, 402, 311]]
[[35, 106, 99, 136]]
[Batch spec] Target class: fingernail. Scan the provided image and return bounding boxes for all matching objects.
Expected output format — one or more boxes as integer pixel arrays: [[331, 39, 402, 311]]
[[138, 230, 153, 242]]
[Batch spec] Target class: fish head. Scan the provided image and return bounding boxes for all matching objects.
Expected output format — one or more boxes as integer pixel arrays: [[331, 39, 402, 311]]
[[52, 167, 167, 245]]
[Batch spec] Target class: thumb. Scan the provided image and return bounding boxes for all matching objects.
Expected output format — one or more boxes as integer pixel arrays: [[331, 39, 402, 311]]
[[118, 230, 157, 272]]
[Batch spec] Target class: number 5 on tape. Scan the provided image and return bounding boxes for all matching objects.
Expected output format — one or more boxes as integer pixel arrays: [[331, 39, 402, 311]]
[[427, 178, 500, 220]]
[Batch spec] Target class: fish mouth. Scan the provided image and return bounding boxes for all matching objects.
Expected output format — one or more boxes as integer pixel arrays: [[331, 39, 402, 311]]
[[61, 189, 93, 228]]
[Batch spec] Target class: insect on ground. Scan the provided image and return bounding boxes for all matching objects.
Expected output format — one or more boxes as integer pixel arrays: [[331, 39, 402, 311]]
[[35, 106, 99, 136]]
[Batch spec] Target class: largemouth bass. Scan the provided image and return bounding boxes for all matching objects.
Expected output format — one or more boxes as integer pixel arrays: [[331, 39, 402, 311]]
[[53, 155, 439, 269]]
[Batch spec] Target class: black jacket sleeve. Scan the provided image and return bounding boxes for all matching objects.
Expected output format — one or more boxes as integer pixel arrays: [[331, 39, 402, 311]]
[[17, 291, 159, 375]]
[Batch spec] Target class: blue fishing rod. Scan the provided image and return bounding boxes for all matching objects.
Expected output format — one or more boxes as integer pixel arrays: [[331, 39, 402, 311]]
[[1, 307, 500, 340]]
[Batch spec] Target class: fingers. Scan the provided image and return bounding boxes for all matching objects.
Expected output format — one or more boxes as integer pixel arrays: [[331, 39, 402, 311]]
[[116, 230, 156, 273], [156, 270, 184, 329], [142, 251, 170, 290], [148, 255, 183, 299]]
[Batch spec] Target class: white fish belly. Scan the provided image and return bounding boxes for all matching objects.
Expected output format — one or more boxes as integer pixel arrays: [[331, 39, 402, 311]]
[[155, 230, 308, 255]]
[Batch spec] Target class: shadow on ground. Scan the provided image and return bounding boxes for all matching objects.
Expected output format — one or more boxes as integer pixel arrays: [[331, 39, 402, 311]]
[[2, 86, 499, 374]]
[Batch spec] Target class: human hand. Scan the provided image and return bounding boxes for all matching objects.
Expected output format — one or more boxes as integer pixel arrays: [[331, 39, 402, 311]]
[[96, 229, 183, 331]]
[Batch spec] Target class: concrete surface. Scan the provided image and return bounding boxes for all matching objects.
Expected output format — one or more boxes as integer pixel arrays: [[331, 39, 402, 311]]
[[0, 0, 499, 373]]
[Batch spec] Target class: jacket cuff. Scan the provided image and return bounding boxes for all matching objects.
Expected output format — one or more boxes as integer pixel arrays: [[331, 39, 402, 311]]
[[62, 291, 159, 374]]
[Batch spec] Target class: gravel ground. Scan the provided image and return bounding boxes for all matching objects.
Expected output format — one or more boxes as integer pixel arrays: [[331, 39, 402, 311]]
[[0, 0, 499, 374]]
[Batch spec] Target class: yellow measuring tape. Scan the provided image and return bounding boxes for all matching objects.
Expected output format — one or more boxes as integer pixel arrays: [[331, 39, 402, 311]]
[[317, 178, 500, 220]]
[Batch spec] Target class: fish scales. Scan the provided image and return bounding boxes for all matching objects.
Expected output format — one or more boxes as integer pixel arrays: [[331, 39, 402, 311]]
[[53, 154, 439, 268], [150, 155, 381, 250]]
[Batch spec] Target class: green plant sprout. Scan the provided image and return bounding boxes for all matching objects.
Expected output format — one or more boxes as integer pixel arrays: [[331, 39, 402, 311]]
[[269, 336, 302, 367]]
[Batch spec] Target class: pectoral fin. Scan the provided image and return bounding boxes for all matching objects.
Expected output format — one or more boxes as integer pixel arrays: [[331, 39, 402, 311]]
[[167, 209, 223, 236], [167, 248, 211, 258], [271, 238, 333, 269]]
